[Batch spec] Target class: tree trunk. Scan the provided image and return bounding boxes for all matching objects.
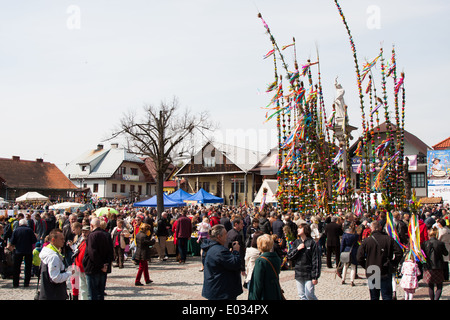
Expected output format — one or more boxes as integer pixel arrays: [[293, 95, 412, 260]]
[[156, 170, 165, 220]]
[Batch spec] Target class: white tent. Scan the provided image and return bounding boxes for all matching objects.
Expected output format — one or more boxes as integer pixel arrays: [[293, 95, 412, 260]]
[[16, 192, 49, 202], [49, 202, 84, 210], [253, 179, 278, 204]]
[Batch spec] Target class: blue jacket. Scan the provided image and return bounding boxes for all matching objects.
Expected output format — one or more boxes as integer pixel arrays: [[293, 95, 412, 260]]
[[201, 239, 243, 300], [340, 233, 359, 265]]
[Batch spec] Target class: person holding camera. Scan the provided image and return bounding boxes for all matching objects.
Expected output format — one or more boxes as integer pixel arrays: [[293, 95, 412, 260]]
[[226, 218, 246, 276], [202, 224, 243, 300]]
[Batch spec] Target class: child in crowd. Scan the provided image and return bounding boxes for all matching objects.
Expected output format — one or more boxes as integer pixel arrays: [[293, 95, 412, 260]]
[[400, 252, 421, 300]]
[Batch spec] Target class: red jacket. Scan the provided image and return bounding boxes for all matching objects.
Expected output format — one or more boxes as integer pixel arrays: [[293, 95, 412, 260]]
[[210, 216, 221, 227], [419, 220, 429, 243], [74, 239, 87, 273], [175, 216, 192, 239]]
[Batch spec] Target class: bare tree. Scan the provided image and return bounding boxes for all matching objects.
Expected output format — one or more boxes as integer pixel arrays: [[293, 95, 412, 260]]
[[110, 97, 215, 218]]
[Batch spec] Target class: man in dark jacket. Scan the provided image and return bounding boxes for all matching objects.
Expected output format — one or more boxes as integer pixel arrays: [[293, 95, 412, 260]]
[[259, 213, 272, 235], [287, 223, 321, 300], [202, 224, 242, 300], [175, 210, 192, 264], [271, 213, 284, 239], [324, 216, 343, 268], [226, 218, 246, 274], [356, 220, 403, 300], [156, 212, 171, 261], [9, 219, 37, 287], [83, 217, 114, 300]]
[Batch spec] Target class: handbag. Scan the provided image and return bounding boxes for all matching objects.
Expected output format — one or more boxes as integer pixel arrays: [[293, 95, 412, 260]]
[[340, 241, 355, 264], [259, 256, 286, 300]]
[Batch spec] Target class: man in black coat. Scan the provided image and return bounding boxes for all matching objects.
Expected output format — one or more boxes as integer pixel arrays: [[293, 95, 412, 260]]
[[8, 219, 37, 287], [83, 217, 114, 300], [271, 213, 284, 239], [226, 218, 246, 275], [357, 220, 403, 300], [324, 216, 343, 268]]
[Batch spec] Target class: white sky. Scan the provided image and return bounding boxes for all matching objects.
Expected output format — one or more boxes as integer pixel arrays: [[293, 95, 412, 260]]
[[1, 0, 449, 169]]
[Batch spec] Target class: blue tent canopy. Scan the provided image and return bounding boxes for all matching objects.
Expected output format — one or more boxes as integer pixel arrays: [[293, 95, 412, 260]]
[[133, 193, 186, 208], [167, 188, 192, 202], [185, 188, 224, 204]]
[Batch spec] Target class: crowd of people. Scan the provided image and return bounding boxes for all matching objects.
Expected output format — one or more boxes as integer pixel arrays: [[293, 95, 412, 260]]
[[0, 199, 449, 301]]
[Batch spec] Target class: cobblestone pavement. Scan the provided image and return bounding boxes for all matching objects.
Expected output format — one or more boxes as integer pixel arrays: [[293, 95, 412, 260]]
[[1, 255, 449, 301]]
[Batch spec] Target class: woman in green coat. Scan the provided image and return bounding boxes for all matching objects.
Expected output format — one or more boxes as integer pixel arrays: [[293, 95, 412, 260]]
[[248, 234, 283, 300]]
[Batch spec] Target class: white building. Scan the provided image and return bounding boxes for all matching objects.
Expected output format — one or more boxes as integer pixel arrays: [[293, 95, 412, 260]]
[[63, 143, 151, 201]]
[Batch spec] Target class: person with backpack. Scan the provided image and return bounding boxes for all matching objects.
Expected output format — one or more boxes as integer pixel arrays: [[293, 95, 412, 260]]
[[356, 220, 403, 300]]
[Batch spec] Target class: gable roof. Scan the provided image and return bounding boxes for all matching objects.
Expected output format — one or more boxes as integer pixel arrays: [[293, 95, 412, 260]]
[[63, 145, 144, 179], [349, 122, 430, 156], [433, 137, 450, 150], [0, 157, 77, 190], [212, 142, 265, 172], [176, 141, 266, 175]]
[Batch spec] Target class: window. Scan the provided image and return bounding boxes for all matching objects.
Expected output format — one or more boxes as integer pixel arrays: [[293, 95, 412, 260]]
[[130, 185, 135, 192], [138, 185, 142, 195], [203, 157, 216, 168], [131, 168, 138, 175], [203, 182, 210, 192], [93, 183, 99, 193], [119, 167, 126, 175], [120, 184, 126, 193], [410, 173, 426, 188], [112, 184, 117, 192]]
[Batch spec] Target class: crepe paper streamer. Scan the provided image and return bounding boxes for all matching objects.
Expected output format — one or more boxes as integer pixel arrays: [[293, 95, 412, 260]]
[[263, 49, 275, 59], [386, 212, 408, 249], [394, 73, 404, 94], [301, 61, 319, 77], [289, 70, 300, 86], [326, 111, 335, 129], [355, 140, 363, 157], [334, 175, 348, 193], [282, 43, 295, 50], [353, 198, 364, 216], [356, 159, 363, 174], [365, 76, 372, 94], [375, 138, 391, 157], [266, 80, 278, 93], [386, 62, 396, 78], [408, 214, 427, 263], [258, 13, 270, 32], [370, 98, 384, 115], [305, 85, 318, 104], [259, 192, 267, 213], [332, 148, 344, 165], [361, 54, 381, 82]]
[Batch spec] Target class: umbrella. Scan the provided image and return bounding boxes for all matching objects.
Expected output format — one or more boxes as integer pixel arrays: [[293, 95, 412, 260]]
[[16, 192, 49, 202], [94, 207, 119, 217], [49, 202, 84, 210]]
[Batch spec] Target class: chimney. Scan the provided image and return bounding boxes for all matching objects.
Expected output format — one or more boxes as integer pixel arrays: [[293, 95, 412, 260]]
[[97, 144, 104, 150], [36, 158, 43, 163], [12, 156, 20, 161], [111, 143, 119, 149]]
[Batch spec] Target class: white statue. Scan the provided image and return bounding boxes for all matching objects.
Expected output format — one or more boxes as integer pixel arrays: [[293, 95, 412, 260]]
[[334, 77, 346, 120]]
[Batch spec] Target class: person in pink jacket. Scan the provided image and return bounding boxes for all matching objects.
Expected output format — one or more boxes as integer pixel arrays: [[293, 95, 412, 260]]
[[400, 254, 421, 300]]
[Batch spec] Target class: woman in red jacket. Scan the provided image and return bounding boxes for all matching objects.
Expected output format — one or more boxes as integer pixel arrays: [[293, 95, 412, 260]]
[[72, 226, 90, 300]]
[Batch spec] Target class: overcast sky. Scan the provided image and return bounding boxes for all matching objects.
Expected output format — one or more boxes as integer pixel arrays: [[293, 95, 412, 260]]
[[1, 0, 449, 169]]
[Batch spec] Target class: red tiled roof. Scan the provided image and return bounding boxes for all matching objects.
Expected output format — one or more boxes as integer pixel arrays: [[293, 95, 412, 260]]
[[0, 157, 77, 190], [433, 137, 450, 150]]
